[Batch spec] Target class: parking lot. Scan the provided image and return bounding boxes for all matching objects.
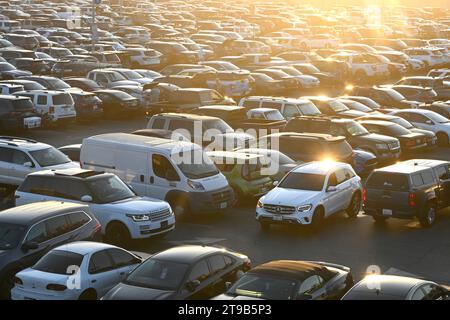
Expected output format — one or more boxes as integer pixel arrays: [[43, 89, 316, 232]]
[[1, 118, 447, 285]]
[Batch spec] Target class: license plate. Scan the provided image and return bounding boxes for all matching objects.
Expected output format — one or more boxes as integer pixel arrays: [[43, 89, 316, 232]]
[[24, 117, 41, 128], [382, 209, 393, 216], [160, 220, 168, 228], [219, 202, 227, 209], [273, 216, 282, 221]]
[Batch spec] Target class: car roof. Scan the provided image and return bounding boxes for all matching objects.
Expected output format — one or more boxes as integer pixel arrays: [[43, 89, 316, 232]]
[[52, 241, 118, 256], [358, 120, 395, 127], [249, 260, 334, 281], [263, 132, 345, 141], [29, 168, 109, 180], [207, 151, 263, 161], [197, 105, 244, 111], [374, 162, 430, 174], [155, 112, 219, 121], [0, 201, 89, 226], [292, 161, 349, 175], [152, 245, 228, 263], [0, 136, 50, 151], [402, 159, 450, 167], [350, 275, 431, 297]]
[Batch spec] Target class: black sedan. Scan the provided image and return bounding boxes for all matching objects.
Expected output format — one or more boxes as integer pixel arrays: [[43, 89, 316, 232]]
[[101, 245, 251, 300], [93, 90, 140, 117], [358, 120, 428, 154], [342, 275, 449, 300], [390, 85, 438, 104], [213, 260, 353, 300]]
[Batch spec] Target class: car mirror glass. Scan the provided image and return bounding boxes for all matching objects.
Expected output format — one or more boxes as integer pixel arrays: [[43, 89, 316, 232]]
[[80, 195, 93, 202], [23, 162, 33, 168]]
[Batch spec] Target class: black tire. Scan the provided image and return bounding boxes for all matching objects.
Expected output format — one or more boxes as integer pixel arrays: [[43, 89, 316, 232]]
[[79, 289, 97, 300], [311, 206, 325, 229], [105, 222, 131, 246], [346, 192, 361, 218], [169, 196, 191, 219], [437, 132, 449, 147], [260, 221, 270, 231], [373, 215, 388, 224], [0, 269, 17, 300], [418, 203, 437, 228]]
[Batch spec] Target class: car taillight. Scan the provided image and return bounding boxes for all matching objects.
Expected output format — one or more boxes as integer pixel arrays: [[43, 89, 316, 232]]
[[244, 259, 252, 271], [94, 222, 101, 233], [13, 276, 23, 285], [46, 284, 67, 291], [362, 188, 367, 203], [49, 106, 55, 114], [408, 193, 417, 207]]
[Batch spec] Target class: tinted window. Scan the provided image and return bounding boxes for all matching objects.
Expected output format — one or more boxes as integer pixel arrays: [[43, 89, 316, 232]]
[[189, 260, 211, 283], [421, 171, 435, 185], [208, 255, 227, 274], [67, 211, 91, 231], [168, 119, 195, 135], [37, 95, 47, 105], [11, 150, 32, 166], [243, 100, 261, 108], [33, 250, 84, 275], [335, 169, 347, 184], [0, 147, 13, 163], [29, 147, 71, 167], [88, 250, 114, 274], [366, 172, 409, 191], [328, 173, 337, 187], [298, 275, 324, 295], [152, 118, 165, 129], [52, 94, 73, 105], [152, 154, 179, 181], [46, 215, 71, 239], [87, 175, 135, 204], [108, 248, 138, 268], [412, 174, 424, 187], [279, 172, 325, 191], [25, 222, 48, 243], [0, 223, 25, 250]]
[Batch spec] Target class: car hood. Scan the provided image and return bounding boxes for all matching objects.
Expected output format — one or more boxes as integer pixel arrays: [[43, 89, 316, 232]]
[[218, 132, 256, 141], [45, 162, 80, 170], [102, 283, 175, 300], [263, 187, 320, 205], [108, 197, 170, 213], [338, 110, 367, 118], [5, 69, 32, 77], [109, 80, 141, 88], [410, 128, 436, 138], [359, 133, 399, 144], [212, 294, 264, 300]]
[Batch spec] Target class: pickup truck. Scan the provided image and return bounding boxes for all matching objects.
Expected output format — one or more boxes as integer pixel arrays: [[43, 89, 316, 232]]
[[145, 88, 235, 114], [363, 159, 450, 227], [193, 106, 286, 137]]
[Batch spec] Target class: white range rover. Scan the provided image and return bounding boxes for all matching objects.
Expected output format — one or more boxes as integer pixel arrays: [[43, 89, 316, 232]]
[[256, 161, 362, 229]]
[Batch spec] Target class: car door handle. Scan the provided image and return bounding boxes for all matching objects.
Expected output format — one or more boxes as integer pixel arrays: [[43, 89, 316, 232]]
[[91, 279, 97, 283], [119, 272, 125, 276], [149, 176, 154, 184]]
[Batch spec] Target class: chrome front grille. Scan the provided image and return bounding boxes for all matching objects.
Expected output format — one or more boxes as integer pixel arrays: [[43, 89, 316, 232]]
[[150, 208, 172, 221], [263, 204, 296, 215], [388, 141, 400, 150]]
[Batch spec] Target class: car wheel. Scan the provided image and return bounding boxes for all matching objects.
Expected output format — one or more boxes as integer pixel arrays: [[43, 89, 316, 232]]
[[419, 203, 437, 228], [346, 192, 361, 218], [436, 132, 449, 147], [105, 222, 131, 246], [169, 196, 191, 220], [311, 206, 325, 229], [260, 221, 270, 231], [373, 215, 388, 224], [79, 289, 97, 300]]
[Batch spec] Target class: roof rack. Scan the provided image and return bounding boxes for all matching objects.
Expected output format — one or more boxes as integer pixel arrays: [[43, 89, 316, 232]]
[[54, 170, 104, 179], [0, 136, 37, 145]]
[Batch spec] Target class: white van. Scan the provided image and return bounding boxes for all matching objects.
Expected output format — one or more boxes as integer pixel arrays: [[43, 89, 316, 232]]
[[80, 133, 234, 216]]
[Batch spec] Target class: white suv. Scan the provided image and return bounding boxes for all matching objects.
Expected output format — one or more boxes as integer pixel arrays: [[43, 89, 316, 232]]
[[15, 169, 175, 243], [0, 137, 79, 186], [15, 90, 76, 123], [256, 162, 362, 229]]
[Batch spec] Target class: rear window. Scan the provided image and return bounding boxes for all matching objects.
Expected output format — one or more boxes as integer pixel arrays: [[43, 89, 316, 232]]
[[33, 250, 84, 275], [366, 172, 409, 191], [52, 94, 73, 105], [12, 99, 33, 111]]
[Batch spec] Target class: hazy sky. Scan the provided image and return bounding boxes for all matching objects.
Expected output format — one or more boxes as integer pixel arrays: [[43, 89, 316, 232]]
[[296, 0, 450, 8]]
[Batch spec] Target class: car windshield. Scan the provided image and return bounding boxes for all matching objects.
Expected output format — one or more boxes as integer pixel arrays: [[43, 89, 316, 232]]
[[382, 89, 406, 101], [122, 70, 143, 80], [108, 73, 126, 81], [0, 63, 16, 71], [265, 110, 284, 121], [252, 73, 274, 81], [280, 68, 303, 76], [385, 124, 412, 136], [391, 117, 414, 129], [227, 273, 298, 300], [0, 223, 25, 250], [279, 172, 325, 191], [346, 122, 369, 136], [47, 78, 70, 89], [299, 102, 321, 116], [111, 91, 134, 100], [426, 112, 450, 124], [203, 119, 233, 133], [176, 150, 220, 179], [125, 259, 189, 291], [87, 175, 136, 203], [328, 100, 349, 112], [347, 101, 372, 112], [29, 147, 71, 167], [33, 250, 84, 275]]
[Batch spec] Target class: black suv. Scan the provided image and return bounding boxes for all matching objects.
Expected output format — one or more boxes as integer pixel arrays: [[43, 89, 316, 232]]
[[0, 95, 39, 131], [0, 201, 101, 299], [363, 160, 450, 227], [258, 132, 354, 164], [284, 116, 401, 163]]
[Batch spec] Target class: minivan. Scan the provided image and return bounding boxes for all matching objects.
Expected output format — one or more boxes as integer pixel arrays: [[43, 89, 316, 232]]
[[80, 133, 234, 216]]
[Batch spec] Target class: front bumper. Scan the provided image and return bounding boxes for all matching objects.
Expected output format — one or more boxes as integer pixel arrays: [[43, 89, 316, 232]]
[[188, 186, 235, 213], [129, 215, 176, 239], [256, 207, 313, 225], [11, 287, 81, 300]]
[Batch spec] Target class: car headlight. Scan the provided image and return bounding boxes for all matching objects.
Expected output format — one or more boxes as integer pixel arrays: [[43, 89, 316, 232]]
[[375, 143, 389, 150], [187, 179, 205, 191], [297, 204, 312, 212], [257, 200, 263, 208], [126, 214, 150, 222]]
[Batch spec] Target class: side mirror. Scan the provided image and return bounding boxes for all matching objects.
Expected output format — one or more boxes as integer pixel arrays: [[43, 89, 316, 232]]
[[22, 241, 39, 251], [272, 180, 279, 187], [327, 186, 337, 192], [23, 162, 33, 168], [186, 280, 201, 292], [426, 120, 434, 125], [80, 195, 93, 202], [225, 282, 232, 290]]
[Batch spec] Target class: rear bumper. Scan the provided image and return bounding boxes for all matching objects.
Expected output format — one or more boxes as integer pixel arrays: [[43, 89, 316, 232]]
[[363, 206, 419, 219]]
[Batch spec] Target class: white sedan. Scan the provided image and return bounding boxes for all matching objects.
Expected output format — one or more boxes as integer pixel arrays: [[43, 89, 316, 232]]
[[256, 161, 362, 230], [11, 242, 143, 300]]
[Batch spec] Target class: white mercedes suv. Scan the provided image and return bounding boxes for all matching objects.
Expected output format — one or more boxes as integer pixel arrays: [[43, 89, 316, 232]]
[[256, 161, 362, 229]]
